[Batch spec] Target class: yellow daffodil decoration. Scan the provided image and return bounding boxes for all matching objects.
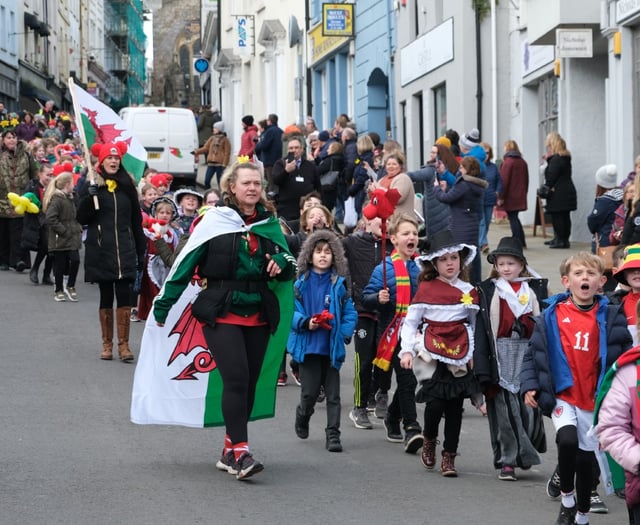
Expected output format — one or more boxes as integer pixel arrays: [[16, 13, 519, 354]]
[[1, 118, 20, 129], [237, 155, 250, 164], [519, 293, 529, 306], [460, 292, 474, 306], [105, 180, 118, 193]]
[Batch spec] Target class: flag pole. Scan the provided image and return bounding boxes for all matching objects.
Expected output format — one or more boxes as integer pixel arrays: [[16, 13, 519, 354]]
[[68, 77, 99, 210]]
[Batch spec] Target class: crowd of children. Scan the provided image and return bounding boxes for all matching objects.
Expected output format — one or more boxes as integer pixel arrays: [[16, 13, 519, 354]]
[[7, 124, 640, 517]]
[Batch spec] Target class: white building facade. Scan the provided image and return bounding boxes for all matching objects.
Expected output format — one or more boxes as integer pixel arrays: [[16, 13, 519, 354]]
[[214, 1, 307, 155]]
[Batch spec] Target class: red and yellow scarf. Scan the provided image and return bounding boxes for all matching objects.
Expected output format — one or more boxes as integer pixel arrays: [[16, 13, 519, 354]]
[[373, 250, 411, 371]]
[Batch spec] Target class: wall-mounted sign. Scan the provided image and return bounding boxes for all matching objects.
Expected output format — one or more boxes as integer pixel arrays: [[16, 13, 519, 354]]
[[522, 42, 555, 77], [400, 18, 453, 86], [322, 3, 354, 37], [556, 29, 593, 58], [309, 22, 350, 65], [617, 0, 640, 24], [234, 15, 255, 55], [193, 58, 209, 73]]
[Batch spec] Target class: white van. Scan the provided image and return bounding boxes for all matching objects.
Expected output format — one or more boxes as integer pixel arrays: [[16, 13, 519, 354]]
[[119, 106, 198, 187]]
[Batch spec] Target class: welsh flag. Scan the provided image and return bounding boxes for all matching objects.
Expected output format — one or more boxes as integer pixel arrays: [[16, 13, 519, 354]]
[[68, 78, 147, 182], [131, 207, 295, 428]]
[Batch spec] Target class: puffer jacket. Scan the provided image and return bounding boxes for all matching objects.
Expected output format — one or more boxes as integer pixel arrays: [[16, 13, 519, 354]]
[[588, 188, 623, 249], [596, 349, 640, 507], [520, 292, 632, 416], [0, 141, 38, 218], [432, 172, 488, 246], [287, 229, 358, 369], [362, 253, 420, 342], [543, 154, 577, 213], [45, 190, 82, 252], [76, 168, 145, 282], [342, 231, 390, 314], [407, 165, 451, 238]]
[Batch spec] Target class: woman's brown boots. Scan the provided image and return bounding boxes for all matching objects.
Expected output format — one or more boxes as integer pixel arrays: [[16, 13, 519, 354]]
[[99, 309, 114, 360], [116, 307, 134, 362], [99, 308, 134, 362]]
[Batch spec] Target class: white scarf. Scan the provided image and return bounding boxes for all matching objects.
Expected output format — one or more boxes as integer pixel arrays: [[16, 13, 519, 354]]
[[494, 277, 534, 319]]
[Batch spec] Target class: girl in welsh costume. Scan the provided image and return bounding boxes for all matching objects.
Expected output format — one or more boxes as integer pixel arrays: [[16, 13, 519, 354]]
[[399, 230, 484, 477], [474, 237, 548, 481]]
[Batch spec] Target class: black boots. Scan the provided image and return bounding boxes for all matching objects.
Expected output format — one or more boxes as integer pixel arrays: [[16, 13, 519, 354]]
[[549, 239, 570, 249]]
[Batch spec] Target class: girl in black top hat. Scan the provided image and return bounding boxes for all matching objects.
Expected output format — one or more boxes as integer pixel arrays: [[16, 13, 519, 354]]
[[474, 237, 549, 481]]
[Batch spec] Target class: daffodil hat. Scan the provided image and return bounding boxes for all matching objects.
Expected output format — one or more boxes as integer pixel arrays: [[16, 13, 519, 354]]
[[417, 230, 476, 268]]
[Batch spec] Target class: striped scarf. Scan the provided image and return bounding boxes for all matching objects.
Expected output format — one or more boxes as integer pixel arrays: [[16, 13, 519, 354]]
[[373, 250, 411, 371]]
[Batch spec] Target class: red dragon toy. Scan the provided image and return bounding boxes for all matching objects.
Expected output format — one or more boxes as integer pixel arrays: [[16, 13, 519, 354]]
[[362, 187, 401, 288]]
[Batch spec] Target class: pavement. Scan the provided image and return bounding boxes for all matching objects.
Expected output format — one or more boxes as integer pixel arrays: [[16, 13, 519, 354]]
[[484, 219, 590, 295]]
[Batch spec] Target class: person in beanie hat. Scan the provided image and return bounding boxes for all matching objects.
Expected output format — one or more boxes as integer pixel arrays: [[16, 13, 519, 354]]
[[474, 237, 549, 481], [588, 164, 623, 256], [459, 128, 481, 152], [239, 115, 258, 158], [398, 229, 484, 477], [195, 121, 231, 189], [76, 141, 146, 362]]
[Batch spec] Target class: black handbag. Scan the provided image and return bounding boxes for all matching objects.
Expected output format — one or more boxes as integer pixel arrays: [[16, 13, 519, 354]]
[[537, 184, 552, 199], [320, 159, 339, 190], [191, 287, 231, 326]]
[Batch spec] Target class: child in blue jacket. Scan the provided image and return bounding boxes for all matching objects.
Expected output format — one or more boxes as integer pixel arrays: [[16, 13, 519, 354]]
[[288, 229, 357, 452]]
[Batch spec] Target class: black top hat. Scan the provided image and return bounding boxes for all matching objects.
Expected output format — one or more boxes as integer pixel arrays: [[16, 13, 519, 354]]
[[486, 237, 527, 265], [417, 230, 476, 267]]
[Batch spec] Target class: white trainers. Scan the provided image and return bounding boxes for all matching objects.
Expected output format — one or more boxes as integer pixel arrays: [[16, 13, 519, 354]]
[[64, 287, 78, 302]]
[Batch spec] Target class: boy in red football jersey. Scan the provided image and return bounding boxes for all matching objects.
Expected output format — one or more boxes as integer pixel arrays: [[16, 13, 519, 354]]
[[520, 252, 632, 525]]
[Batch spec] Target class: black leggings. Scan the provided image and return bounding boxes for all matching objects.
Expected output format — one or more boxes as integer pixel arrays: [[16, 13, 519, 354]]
[[202, 323, 270, 444], [52, 250, 79, 292], [424, 397, 464, 453], [556, 426, 592, 513], [98, 280, 133, 309]]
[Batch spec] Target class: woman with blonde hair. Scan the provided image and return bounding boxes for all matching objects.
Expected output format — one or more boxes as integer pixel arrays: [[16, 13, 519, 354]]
[[541, 131, 576, 249], [347, 134, 376, 217]]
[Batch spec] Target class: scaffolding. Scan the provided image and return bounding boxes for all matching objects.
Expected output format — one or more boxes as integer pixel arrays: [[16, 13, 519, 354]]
[[105, 0, 146, 110]]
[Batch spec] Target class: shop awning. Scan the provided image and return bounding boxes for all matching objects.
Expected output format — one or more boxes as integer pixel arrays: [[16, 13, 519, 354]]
[[20, 79, 57, 105]]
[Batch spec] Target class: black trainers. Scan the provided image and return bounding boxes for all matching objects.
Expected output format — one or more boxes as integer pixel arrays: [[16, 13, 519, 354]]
[[383, 417, 403, 443], [326, 434, 343, 453], [546, 465, 561, 499], [404, 430, 424, 454], [295, 410, 310, 439], [589, 490, 608, 514], [349, 407, 373, 429], [554, 503, 576, 525], [234, 452, 264, 480], [215, 450, 238, 475]]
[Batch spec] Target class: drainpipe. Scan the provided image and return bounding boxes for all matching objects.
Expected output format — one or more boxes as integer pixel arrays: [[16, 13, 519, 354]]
[[475, 4, 483, 135], [490, 0, 497, 151]]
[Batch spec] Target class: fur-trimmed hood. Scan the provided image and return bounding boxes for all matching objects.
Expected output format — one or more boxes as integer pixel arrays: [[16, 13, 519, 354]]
[[297, 229, 348, 277]]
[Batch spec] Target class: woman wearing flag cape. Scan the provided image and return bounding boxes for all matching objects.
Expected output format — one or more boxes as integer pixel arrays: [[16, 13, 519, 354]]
[[143, 162, 296, 481]]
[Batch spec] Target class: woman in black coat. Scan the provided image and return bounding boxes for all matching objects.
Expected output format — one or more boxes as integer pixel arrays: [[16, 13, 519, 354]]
[[542, 132, 577, 249], [316, 141, 345, 213], [76, 142, 145, 362]]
